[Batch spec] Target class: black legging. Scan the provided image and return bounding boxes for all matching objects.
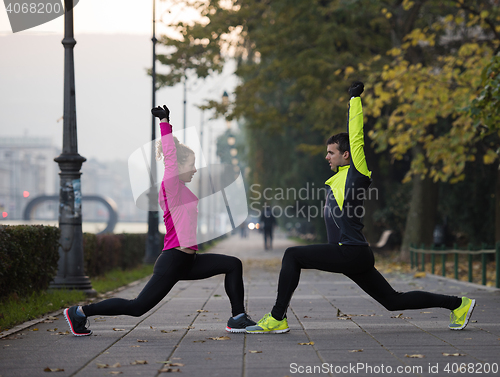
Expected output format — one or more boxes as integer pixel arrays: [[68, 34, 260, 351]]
[[83, 249, 245, 318], [271, 244, 462, 320]]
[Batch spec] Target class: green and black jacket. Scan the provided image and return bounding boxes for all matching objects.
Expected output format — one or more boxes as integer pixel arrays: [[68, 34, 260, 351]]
[[324, 97, 372, 246]]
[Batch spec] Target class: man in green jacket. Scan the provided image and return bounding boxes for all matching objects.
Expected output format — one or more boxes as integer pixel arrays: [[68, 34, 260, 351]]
[[246, 81, 475, 334]]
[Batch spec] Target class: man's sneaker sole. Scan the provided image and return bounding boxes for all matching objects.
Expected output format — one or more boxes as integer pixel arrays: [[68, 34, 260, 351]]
[[246, 328, 290, 334], [225, 326, 247, 333], [64, 308, 92, 337], [450, 299, 476, 330]]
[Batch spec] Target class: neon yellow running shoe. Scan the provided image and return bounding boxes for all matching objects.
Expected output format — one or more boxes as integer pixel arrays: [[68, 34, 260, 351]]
[[245, 313, 290, 334], [449, 297, 476, 330]]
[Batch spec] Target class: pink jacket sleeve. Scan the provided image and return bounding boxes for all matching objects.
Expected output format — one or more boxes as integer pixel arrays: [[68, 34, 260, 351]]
[[159, 122, 181, 199]]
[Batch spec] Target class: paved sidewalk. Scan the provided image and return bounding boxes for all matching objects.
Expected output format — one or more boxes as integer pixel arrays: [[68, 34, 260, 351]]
[[1, 230, 499, 377]]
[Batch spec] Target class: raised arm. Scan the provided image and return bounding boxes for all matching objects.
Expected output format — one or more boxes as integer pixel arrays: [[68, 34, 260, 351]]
[[151, 105, 181, 198], [347, 82, 371, 179]]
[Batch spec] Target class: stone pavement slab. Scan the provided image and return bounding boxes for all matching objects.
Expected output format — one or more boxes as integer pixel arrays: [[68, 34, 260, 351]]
[[1, 230, 499, 377]]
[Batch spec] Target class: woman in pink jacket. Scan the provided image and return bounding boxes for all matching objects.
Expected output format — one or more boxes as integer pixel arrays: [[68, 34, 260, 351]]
[[63, 105, 255, 336]]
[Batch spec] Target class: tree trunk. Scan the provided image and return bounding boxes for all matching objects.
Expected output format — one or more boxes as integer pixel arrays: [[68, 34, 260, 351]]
[[400, 148, 439, 260], [495, 163, 500, 244]]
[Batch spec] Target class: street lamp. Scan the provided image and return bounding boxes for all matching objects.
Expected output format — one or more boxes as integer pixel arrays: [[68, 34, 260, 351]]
[[144, 0, 160, 264], [222, 91, 231, 130], [51, 0, 95, 295]]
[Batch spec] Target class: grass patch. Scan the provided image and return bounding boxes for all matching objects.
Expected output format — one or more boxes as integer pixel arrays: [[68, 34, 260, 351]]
[[0, 264, 154, 333], [0, 289, 86, 332]]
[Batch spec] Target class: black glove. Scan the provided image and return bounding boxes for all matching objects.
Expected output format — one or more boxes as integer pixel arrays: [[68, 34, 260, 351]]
[[151, 105, 170, 122], [348, 81, 364, 97]]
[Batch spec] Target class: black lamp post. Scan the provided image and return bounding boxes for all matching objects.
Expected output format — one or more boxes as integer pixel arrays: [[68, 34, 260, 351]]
[[51, 0, 95, 295], [144, 0, 160, 264]]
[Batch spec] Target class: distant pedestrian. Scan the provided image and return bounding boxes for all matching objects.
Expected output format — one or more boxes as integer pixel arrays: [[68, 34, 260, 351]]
[[260, 205, 276, 250], [246, 82, 475, 334], [63, 105, 255, 336], [240, 220, 248, 238]]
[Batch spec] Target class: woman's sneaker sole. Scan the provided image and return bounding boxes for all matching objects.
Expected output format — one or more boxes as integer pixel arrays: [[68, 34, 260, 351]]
[[64, 308, 92, 337]]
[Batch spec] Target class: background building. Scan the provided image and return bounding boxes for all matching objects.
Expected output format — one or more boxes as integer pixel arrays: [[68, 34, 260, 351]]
[[0, 137, 59, 220], [0, 137, 145, 223]]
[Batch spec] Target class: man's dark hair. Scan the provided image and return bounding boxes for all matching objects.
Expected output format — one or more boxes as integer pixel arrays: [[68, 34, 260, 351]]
[[326, 132, 350, 154]]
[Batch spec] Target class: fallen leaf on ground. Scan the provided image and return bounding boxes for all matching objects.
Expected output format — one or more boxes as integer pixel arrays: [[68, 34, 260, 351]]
[[197, 309, 208, 313], [159, 368, 181, 373], [442, 353, 465, 357], [303, 316, 310, 318], [110, 363, 121, 368], [337, 316, 351, 320], [349, 349, 363, 352], [169, 363, 184, 367], [193, 340, 206, 343], [405, 354, 425, 358], [47, 316, 58, 320], [32, 328, 39, 331], [161, 329, 177, 333], [46, 328, 58, 332], [391, 313, 411, 319], [137, 339, 148, 342], [43, 367, 64, 372], [112, 328, 125, 331], [209, 336, 230, 341], [97, 363, 109, 369], [249, 350, 262, 354], [185, 326, 195, 329], [130, 360, 148, 365], [298, 341, 314, 346], [413, 272, 426, 278]]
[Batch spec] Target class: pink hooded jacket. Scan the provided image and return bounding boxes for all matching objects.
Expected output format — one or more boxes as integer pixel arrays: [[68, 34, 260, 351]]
[[158, 122, 198, 251]]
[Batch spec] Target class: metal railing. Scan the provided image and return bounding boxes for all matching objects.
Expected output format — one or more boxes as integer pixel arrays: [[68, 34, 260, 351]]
[[409, 243, 500, 288]]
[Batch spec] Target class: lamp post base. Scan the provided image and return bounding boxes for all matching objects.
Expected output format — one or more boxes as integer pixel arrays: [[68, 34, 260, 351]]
[[50, 276, 96, 297]]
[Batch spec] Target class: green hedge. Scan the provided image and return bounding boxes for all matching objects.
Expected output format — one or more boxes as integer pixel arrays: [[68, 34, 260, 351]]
[[0, 225, 60, 299], [0, 225, 223, 299], [83, 233, 162, 277], [82, 233, 225, 276]]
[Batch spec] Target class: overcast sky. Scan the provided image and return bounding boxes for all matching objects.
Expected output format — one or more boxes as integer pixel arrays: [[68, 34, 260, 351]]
[[0, 0, 237, 163]]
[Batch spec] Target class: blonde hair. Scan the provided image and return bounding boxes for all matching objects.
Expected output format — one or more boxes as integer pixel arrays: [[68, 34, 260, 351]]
[[156, 136, 194, 166]]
